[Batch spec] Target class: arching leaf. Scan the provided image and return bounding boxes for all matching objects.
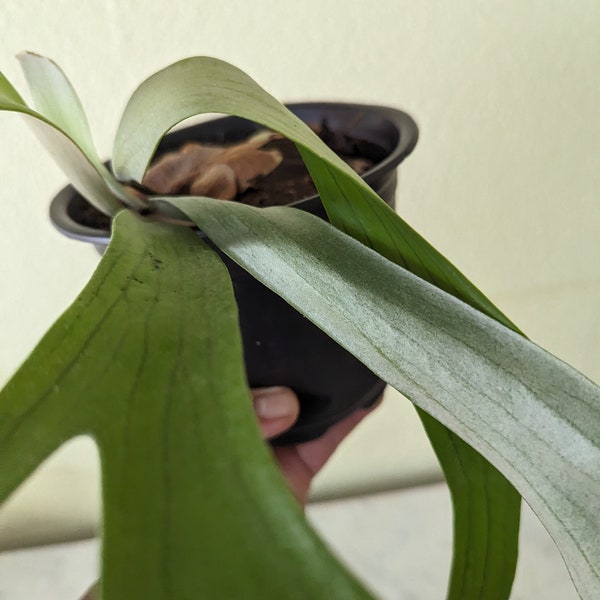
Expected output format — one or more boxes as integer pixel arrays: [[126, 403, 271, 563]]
[[113, 56, 524, 600], [172, 195, 600, 600], [0, 210, 375, 600]]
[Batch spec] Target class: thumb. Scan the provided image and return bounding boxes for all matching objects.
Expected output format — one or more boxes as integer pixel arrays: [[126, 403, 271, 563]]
[[252, 387, 299, 440]]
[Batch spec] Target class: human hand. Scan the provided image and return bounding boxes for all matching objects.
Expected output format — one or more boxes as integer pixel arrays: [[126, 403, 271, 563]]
[[252, 386, 380, 505]]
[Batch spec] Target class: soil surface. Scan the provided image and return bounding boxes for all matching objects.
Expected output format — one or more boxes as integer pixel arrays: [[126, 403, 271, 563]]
[[236, 126, 376, 207], [71, 122, 381, 229]]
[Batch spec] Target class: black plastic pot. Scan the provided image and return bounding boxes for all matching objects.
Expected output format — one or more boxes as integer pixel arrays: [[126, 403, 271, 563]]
[[50, 103, 418, 445]]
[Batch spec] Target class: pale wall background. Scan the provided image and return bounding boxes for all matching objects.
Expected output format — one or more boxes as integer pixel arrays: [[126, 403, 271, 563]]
[[0, 0, 598, 548]]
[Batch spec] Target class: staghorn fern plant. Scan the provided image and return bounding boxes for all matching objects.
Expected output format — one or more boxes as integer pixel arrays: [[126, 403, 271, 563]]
[[0, 53, 599, 600]]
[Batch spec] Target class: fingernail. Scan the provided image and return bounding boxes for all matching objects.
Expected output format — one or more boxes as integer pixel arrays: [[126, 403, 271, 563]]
[[254, 387, 296, 420]]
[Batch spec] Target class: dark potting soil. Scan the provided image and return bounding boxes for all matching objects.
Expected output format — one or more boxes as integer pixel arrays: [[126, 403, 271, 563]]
[[236, 125, 377, 208], [69, 122, 381, 229]]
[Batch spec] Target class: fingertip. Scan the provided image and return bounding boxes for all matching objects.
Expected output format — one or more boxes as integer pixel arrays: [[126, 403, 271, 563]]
[[252, 387, 300, 439]]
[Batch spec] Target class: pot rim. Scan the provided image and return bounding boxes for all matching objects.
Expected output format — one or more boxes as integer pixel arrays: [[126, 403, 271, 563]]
[[50, 101, 418, 245]]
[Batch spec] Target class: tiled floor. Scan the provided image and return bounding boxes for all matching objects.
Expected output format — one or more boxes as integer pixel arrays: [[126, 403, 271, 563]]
[[0, 483, 578, 599]]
